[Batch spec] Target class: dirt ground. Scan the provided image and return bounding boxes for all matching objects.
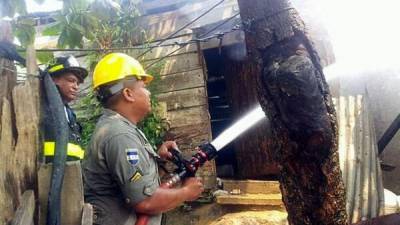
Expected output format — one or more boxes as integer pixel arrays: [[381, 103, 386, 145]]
[[165, 202, 287, 225]]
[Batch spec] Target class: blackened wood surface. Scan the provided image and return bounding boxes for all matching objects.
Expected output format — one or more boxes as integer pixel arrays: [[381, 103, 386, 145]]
[[237, 0, 347, 224]]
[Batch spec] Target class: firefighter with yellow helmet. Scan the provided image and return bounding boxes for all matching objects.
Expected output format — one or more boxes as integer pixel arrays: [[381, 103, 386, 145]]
[[82, 53, 204, 225], [43, 55, 87, 162]]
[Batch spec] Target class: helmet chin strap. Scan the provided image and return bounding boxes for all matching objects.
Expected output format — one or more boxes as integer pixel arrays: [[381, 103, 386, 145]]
[[95, 82, 124, 104], [109, 82, 124, 95], [96, 76, 140, 103]]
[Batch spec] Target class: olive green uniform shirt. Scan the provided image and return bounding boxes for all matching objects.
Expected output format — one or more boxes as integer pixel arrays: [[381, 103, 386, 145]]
[[82, 109, 161, 225]]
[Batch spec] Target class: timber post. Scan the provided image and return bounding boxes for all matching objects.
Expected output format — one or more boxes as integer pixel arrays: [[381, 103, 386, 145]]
[[0, 21, 40, 225]]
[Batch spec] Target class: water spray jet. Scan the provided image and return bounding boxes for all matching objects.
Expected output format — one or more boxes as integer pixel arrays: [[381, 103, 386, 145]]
[[167, 104, 267, 186], [211, 105, 266, 151]]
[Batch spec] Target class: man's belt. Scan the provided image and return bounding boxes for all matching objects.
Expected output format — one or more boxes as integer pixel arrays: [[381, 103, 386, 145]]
[[44, 142, 85, 159]]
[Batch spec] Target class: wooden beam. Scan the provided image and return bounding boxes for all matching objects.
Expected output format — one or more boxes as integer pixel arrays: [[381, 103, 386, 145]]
[[11, 190, 35, 225], [199, 30, 245, 50], [143, 52, 202, 75], [157, 87, 207, 110], [142, 0, 198, 14], [167, 105, 210, 128], [378, 113, 400, 154], [81, 203, 93, 225], [131, 36, 196, 61], [157, 69, 205, 93], [137, 0, 239, 40], [38, 161, 84, 225]]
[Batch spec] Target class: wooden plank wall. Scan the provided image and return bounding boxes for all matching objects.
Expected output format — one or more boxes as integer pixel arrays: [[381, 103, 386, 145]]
[[131, 34, 216, 188], [137, 0, 239, 40], [0, 22, 40, 225], [38, 162, 85, 225], [10, 190, 35, 225], [129, 1, 242, 187], [222, 54, 279, 178]]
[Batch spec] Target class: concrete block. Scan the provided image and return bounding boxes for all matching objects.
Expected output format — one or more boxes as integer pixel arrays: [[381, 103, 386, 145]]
[[216, 193, 283, 207], [222, 179, 280, 194]]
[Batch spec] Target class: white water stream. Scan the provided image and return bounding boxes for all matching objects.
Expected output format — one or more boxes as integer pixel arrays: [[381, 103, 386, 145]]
[[211, 105, 266, 151]]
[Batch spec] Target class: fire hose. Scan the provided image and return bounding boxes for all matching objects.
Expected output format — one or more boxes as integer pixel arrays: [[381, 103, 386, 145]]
[[42, 70, 69, 225], [135, 143, 218, 225]]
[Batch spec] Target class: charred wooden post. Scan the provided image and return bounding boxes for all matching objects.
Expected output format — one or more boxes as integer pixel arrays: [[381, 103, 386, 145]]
[[237, 0, 347, 224]]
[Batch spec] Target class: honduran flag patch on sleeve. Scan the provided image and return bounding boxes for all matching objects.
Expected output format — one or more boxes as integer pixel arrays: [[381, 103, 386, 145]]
[[126, 148, 139, 166]]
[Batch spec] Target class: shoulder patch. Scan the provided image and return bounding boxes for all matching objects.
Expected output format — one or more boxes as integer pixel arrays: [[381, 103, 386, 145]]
[[130, 171, 143, 182], [126, 148, 139, 166]]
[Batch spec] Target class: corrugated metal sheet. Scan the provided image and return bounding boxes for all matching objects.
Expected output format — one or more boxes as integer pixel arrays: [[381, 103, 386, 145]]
[[334, 95, 385, 223]]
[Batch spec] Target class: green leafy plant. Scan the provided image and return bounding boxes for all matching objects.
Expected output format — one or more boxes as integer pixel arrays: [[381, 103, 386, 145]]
[[76, 60, 169, 149], [5, 0, 55, 64], [137, 61, 169, 148], [41, 0, 97, 48], [6, 0, 169, 148], [50, 0, 169, 149], [12, 17, 35, 46], [75, 89, 103, 148], [42, 0, 145, 49]]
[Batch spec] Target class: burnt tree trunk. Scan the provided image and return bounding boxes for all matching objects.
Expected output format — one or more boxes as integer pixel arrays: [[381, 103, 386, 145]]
[[237, 0, 347, 224], [222, 50, 279, 178]]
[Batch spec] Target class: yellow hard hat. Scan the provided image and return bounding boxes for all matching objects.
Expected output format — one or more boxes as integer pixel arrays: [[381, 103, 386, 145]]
[[92, 53, 153, 89]]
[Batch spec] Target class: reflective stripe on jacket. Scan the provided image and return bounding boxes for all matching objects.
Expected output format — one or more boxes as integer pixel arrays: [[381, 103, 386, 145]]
[[44, 142, 85, 159]]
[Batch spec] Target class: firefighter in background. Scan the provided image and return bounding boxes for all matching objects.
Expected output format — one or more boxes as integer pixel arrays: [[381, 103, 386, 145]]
[[43, 55, 88, 162], [82, 53, 203, 225]]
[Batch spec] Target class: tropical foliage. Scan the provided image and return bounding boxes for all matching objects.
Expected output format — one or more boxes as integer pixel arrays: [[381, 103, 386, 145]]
[[76, 62, 169, 149], [1, 0, 53, 62], [12, 17, 36, 46], [137, 62, 169, 148], [5, 0, 168, 148], [1, 0, 37, 45], [40, 0, 167, 148], [42, 0, 145, 50]]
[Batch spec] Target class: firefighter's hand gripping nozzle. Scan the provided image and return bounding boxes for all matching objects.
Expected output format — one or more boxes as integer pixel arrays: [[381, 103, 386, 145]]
[[136, 143, 218, 225], [164, 142, 218, 188]]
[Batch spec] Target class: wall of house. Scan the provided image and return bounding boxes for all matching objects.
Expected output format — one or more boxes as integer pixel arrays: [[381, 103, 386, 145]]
[[130, 0, 242, 188], [137, 0, 239, 41], [133, 0, 339, 183], [0, 22, 40, 224], [130, 34, 216, 188], [363, 71, 400, 194], [221, 49, 279, 178]]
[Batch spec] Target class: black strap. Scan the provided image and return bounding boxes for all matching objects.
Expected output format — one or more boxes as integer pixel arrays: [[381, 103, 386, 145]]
[[0, 41, 26, 66], [65, 105, 75, 124]]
